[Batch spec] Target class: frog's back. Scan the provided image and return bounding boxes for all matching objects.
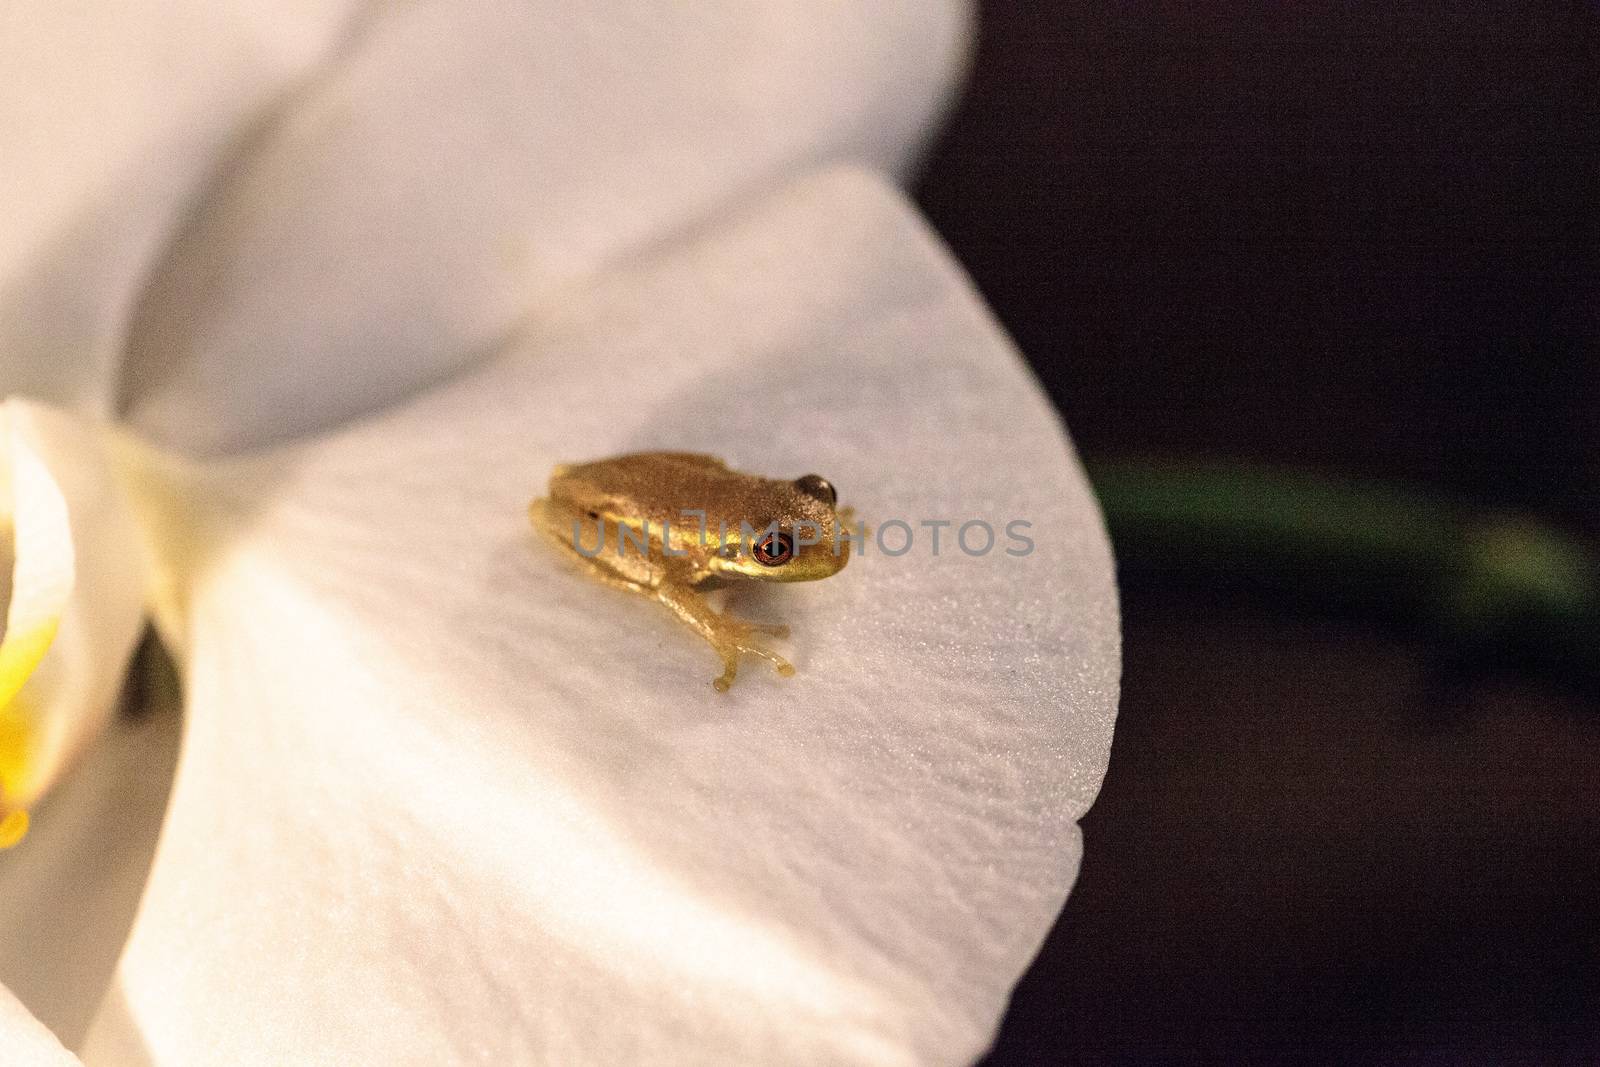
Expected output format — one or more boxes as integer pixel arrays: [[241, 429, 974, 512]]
[[550, 452, 740, 526], [614, 452, 733, 478], [554, 452, 725, 480]]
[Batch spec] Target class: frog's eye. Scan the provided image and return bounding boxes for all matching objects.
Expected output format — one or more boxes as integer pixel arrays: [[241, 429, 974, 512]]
[[753, 531, 795, 567], [794, 474, 836, 506]]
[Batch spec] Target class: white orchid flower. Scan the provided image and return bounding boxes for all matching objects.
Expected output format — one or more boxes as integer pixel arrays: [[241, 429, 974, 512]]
[[0, 2, 1120, 1064]]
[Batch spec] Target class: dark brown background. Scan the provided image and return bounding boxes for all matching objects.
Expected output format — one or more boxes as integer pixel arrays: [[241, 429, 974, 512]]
[[914, 4, 1600, 1063]]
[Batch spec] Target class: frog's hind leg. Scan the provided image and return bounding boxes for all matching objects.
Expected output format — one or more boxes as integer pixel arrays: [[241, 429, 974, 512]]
[[655, 584, 794, 691], [531, 500, 650, 597]]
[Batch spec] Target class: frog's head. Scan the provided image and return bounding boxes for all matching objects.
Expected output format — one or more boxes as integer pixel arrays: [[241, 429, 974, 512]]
[[710, 473, 852, 582]]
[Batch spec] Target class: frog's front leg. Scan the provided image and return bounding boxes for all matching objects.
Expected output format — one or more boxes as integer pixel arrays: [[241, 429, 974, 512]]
[[654, 579, 794, 692], [835, 505, 869, 540]]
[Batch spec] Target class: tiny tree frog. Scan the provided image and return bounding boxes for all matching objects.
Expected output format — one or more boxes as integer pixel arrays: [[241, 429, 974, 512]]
[[530, 452, 854, 691]]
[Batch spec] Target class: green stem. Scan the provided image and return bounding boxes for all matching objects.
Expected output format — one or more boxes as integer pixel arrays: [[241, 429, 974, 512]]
[[1087, 460, 1600, 684]]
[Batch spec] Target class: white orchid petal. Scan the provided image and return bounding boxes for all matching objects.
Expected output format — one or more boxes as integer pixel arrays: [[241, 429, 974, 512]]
[[0, 980, 81, 1066], [120, 0, 973, 455], [0, 0, 363, 410], [0, 401, 147, 825], [92, 169, 1117, 1065]]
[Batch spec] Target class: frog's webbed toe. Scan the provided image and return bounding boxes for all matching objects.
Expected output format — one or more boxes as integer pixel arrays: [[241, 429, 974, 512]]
[[656, 586, 795, 691], [709, 639, 795, 692], [707, 616, 795, 690]]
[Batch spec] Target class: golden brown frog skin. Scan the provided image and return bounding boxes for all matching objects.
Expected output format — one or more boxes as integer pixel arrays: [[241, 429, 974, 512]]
[[530, 452, 853, 691]]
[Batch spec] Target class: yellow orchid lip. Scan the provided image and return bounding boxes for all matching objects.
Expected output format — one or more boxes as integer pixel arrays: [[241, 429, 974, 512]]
[[0, 409, 76, 848]]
